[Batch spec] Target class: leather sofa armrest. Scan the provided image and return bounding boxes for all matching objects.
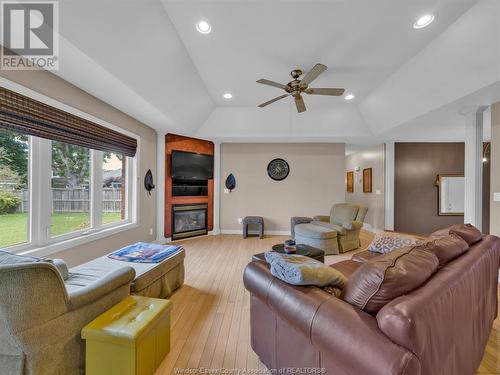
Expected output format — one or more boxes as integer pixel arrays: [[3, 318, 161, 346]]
[[313, 215, 330, 222], [67, 267, 135, 310], [244, 261, 333, 337]]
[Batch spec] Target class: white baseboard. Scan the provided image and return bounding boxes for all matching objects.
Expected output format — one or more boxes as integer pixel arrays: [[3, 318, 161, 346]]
[[220, 229, 291, 236]]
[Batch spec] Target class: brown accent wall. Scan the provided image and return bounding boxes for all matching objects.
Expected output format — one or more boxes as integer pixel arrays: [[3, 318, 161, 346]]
[[394, 143, 464, 236], [165, 134, 214, 238]]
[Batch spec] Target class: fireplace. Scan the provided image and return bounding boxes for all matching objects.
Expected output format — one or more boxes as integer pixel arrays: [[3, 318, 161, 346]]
[[171, 203, 208, 240]]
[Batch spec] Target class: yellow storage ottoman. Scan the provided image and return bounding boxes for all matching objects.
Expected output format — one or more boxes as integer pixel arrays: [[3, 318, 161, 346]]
[[82, 295, 173, 375]]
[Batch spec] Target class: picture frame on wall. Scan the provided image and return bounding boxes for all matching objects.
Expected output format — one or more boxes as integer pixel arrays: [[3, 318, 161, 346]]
[[346, 171, 354, 193], [363, 168, 372, 193]]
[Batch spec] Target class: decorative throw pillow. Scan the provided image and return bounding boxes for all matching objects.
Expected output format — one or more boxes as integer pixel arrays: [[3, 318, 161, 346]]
[[367, 232, 421, 254], [417, 234, 469, 267], [264, 252, 347, 288], [341, 246, 439, 315]]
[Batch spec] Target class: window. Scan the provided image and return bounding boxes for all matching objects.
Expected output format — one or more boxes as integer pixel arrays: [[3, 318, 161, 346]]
[[51, 141, 91, 236], [0, 129, 29, 248], [0, 132, 136, 252], [102, 152, 127, 225]]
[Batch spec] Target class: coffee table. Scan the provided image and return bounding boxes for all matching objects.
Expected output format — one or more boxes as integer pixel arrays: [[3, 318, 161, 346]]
[[252, 243, 325, 263]]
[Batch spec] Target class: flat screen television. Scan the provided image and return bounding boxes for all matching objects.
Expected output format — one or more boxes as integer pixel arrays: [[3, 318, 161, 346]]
[[171, 150, 213, 179]]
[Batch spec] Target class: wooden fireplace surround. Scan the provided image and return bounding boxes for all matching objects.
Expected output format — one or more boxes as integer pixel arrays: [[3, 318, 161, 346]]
[[165, 133, 214, 238]]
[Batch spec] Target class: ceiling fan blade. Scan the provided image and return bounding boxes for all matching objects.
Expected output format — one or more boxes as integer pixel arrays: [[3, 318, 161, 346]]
[[294, 95, 306, 113], [256, 79, 286, 90], [258, 94, 289, 107], [305, 88, 345, 96], [300, 63, 327, 87]]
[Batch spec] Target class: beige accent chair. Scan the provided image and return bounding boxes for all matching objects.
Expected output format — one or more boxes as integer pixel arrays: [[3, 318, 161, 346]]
[[0, 251, 135, 375], [293, 203, 368, 254]]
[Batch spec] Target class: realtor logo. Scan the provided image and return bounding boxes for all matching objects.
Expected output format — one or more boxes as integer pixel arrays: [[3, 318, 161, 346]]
[[1, 1, 59, 70]]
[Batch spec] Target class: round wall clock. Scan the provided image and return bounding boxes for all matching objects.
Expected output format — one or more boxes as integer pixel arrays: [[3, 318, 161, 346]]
[[267, 158, 290, 181]]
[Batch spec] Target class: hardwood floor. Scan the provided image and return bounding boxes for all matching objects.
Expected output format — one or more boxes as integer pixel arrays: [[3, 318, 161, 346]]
[[155, 232, 500, 374]]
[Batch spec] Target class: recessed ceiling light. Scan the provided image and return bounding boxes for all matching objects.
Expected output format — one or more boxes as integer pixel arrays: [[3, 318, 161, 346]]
[[223, 92, 233, 99], [344, 93, 355, 101], [196, 20, 211, 34], [413, 14, 435, 29]]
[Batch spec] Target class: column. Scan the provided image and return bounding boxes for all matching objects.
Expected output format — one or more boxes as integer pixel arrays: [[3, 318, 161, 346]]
[[384, 142, 395, 231], [211, 141, 221, 235], [464, 107, 487, 229], [156, 131, 166, 241], [490, 103, 500, 236]]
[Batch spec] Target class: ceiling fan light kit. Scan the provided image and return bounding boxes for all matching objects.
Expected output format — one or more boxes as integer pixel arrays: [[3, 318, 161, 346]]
[[256, 63, 346, 113]]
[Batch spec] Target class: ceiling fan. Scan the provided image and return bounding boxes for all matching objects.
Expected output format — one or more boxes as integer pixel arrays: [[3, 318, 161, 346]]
[[256, 63, 345, 113]]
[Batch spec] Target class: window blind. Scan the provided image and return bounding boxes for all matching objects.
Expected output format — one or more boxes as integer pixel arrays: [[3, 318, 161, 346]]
[[0, 87, 137, 157]]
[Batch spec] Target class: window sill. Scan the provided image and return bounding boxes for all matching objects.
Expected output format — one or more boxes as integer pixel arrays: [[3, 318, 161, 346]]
[[20, 221, 139, 258]]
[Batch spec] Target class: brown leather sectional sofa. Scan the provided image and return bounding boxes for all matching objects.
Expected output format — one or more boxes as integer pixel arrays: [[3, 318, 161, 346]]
[[243, 226, 500, 375]]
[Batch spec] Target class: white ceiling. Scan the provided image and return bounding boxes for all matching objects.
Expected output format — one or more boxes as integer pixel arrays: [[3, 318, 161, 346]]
[[51, 0, 499, 144], [163, 0, 477, 106]]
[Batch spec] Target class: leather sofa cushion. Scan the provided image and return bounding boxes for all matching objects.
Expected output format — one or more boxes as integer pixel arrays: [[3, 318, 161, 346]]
[[341, 246, 439, 315], [449, 223, 482, 245], [417, 234, 469, 267], [430, 223, 482, 245]]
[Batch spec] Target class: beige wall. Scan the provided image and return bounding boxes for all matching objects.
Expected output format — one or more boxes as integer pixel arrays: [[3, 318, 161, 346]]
[[220, 143, 345, 232], [0, 69, 157, 267], [345, 145, 385, 231], [491, 102, 500, 236]]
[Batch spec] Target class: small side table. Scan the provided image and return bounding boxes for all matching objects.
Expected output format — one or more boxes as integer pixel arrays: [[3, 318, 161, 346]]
[[253, 243, 325, 263]]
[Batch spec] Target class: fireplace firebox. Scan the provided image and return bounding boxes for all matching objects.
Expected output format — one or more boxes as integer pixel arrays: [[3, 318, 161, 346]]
[[171, 204, 208, 240]]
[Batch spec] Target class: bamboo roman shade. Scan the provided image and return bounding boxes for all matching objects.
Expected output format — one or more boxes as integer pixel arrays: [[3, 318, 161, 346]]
[[0, 87, 137, 157]]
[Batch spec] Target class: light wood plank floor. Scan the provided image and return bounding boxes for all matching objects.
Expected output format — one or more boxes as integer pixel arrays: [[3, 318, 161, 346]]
[[155, 232, 500, 374]]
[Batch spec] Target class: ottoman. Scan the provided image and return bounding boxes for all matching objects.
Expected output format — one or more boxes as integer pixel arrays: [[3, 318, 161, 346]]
[[243, 216, 264, 239], [82, 295, 172, 375], [290, 216, 313, 239], [294, 223, 339, 255], [69, 248, 185, 299]]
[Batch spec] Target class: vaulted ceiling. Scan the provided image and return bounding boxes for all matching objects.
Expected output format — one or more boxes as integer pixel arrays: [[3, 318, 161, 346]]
[[53, 0, 500, 144]]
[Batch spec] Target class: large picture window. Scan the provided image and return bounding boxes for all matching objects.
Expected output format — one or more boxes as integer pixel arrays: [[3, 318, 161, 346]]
[[0, 128, 136, 252], [0, 85, 138, 253]]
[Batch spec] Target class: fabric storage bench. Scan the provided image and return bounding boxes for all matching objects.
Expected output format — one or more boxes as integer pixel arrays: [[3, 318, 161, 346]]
[[68, 247, 185, 298]]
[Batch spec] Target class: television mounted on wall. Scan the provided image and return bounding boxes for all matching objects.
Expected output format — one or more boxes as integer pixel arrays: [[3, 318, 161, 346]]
[[171, 150, 213, 180]]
